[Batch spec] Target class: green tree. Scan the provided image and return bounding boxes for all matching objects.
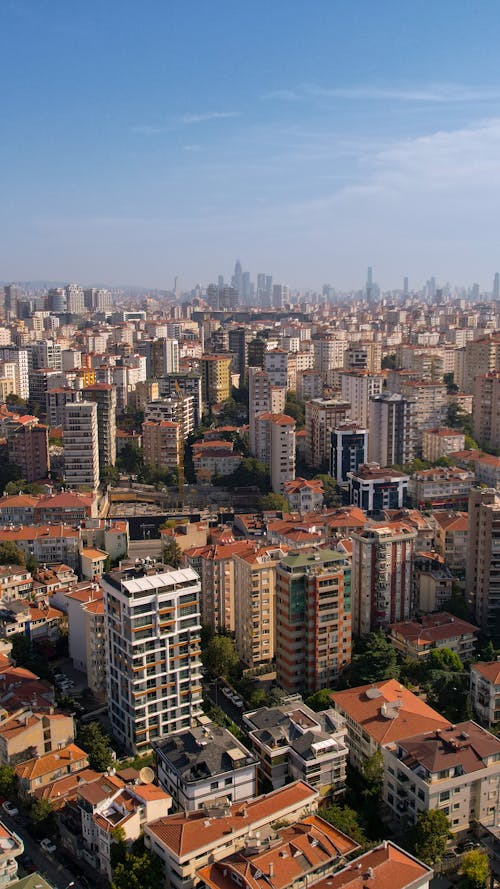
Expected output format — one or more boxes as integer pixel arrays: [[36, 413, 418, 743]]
[[305, 688, 335, 712], [284, 393, 305, 427], [28, 798, 55, 837], [321, 804, 368, 848], [4, 480, 45, 495], [77, 721, 114, 771], [425, 647, 463, 674], [444, 372, 459, 394], [313, 474, 340, 507], [425, 670, 471, 723], [460, 849, 490, 889], [259, 493, 289, 512], [10, 633, 33, 665], [0, 542, 25, 566], [409, 809, 451, 865], [0, 765, 16, 798], [101, 465, 121, 486], [350, 631, 399, 686], [217, 457, 270, 492], [381, 354, 396, 370], [162, 538, 183, 569], [117, 443, 144, 475], [112, 848, 164, 889], [6, 394, 27, 408], [361, 749, 384, 799], [202, 635, 239, 678]]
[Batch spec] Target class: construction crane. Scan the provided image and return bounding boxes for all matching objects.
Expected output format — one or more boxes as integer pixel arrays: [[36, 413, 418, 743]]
[[174, 380, 185, 508]]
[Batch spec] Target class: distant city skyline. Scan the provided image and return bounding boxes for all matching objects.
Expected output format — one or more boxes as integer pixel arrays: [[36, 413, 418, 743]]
[[2, 2, 500, 287]]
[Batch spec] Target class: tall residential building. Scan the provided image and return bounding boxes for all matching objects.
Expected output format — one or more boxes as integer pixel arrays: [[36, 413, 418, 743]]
[[305, 399, 351, 469], [200, 354, 231, 405], [63, 402, 100, 490], [456, 335, 500, 393], [102, 563, 203, 753], [344, 342, 382, 373], [0, 348, 29, 400], [473, 372, 500, 451], [248, 367, 286, 456], [467, 487, 500, 639], [6, 417, 50, 482], [185, 541, 256, 634], [340, 371, 384, 427], [160, 373, 203, 426], [228, 327, 251, 381], [29, 339, 62, 371], [276, 548, 352, 695], [331, 424, 368, 483], [254, 413, 296, 492], [313, 335, 347, 374], [144, 395, 194, 438], [163, 338, 180, 374], [46, 387, 81, 428], [142, 420, 180, 471], [65, 283, 85, 314], [3, 284, 22, 318], [368, 393, 417, 466], [82, 383, 117, 469], [233, 546, 284, 667], [351, 522, 417, 635]]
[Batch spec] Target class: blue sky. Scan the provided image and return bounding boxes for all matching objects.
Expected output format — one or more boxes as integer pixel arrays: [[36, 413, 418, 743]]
[[2, 0, 500, 291]]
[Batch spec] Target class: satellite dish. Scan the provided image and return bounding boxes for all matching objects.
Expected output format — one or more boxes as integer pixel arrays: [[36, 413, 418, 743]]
[[139, 766, 155, 784]]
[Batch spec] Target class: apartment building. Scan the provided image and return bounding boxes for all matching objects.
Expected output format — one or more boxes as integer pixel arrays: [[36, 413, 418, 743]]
[[0, 821, 23, 887], [284, 477, 324, 512], [331, 679, 449, 769], [0, 525, 80, 573], [65, 585, 106, 698], [5, 416, 50, 482], [102, 562, 203, 753], [154, 720, 257, 811], [305, 399, 351, 469], [63, 401, 100, 490], [143, 781, 319, 889], [331, 424, 368, 484], [470, 661, 500, 730], [16, 743, 89, 797], [0, 710, 74, 766], [413, 553, 454, 612], [456, 335, 500, 393], [340, 371, 384, 427], [313, 335, 347, 374], [432, 511, 468, 575], [422, 427, 466, 462], [408, 467, 474, 510], [344, 342, 382, 373], [466, 489, 500, 638], [398, 380, 448, 439], [248, 367, 286, 456], [233, 546, 285, 667], [351, 522, 417, 635], [82, 383, 117, 468], [276, 548, 352, 695], [144, 395, 195, 438], [200, 354, 231, 405], [348, 464, 409, 514], [184, 541, 255, 634], [253, 412, 296, 493], [389, 612, 479, 662], [383, 721, 500, 832], [243, 701, 348, 797], [142, 420, 181, 471], [368, 393, 417, 467], [308, 843, 433, 889]]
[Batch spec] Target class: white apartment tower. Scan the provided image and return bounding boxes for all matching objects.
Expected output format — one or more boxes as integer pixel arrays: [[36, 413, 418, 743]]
[[63, 402, 100, 490], [102, 564, 203, 753]]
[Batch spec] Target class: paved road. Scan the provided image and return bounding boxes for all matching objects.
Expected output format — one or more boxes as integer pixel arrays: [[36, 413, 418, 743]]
[[205, 679, 246, 728], [1, 808, 79, 889]]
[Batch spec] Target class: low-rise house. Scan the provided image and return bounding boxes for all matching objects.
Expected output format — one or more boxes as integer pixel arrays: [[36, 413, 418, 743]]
[[80, 546, 108, 579], [422, 428, 466, 462], [34, 490, 98, 523], [197, 814, 360, 889], [389, 612, 479, 662], [383, 721, 500, 833], [309, 842, 433, 889], [0, 525, 80, 573], [243, 702, 348, 798], [470, 660, 500, 730], [77, 777, 172, 879], [0, 819, 24, 886], [0, 494, 38, 526], [0, 600, 64, 643], [144, 780, 319, 889], [15, 743, 89, 797], [0, 567, 33, 602], [0, 711, 74, 766], [153, 719, 257, 812], [284, 478, 324, 513], [331, 679, 449, 769]]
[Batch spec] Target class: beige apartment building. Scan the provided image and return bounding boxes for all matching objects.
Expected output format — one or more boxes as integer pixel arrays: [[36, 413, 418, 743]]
[[233, 545, 286, 666], [142, 419, 181, 471], [422, 427, 466, 462]]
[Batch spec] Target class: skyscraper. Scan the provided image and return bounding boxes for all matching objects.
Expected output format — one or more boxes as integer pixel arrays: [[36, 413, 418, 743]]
[[493, 273, 500, 301]]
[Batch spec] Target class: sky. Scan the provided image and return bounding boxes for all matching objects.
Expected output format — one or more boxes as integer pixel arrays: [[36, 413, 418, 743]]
[[2, 0, 500, 292]]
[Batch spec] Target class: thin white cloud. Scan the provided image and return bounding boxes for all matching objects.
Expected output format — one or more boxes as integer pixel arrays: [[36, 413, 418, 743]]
[[263, 82, 500, 103], [180, 111, 240, 124], [131, 124, 172, 135]]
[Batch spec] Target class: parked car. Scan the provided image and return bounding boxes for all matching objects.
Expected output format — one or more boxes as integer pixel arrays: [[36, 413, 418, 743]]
[[2, 801, 18, 817], [40, 838, 57, 854], [233, 698, 244, 708]]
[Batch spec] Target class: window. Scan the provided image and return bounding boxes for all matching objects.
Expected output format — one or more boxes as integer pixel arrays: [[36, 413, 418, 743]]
[[210, 781, 219, 791]]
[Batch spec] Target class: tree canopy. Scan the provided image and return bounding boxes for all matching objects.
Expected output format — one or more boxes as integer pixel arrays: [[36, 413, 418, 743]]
[[321, 804, 368, 848], [202, 634, 239, 678], [0, 765, 16, 798], [349, 631, 399, 686], [77, 721, 114, 771], [313, 474, 340, 507], [162, 538, 183, 569], [112, 847, 164, 889], [305, 688, 335, 712], [460, 849, 490, 889], [259, 493, 289, 512], [0, 541, 26, 567], [216, 457, 270, 492], [409, 809, 450, 864]]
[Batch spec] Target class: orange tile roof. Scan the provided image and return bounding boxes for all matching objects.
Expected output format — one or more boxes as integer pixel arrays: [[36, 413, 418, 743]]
[[15, 743, 88, 780], [311, 842, 431, 889], [472, 660, 500, 684], [147, 780, 317, 860], [331, 679, 449, 746], [433, 511, 468, 532]]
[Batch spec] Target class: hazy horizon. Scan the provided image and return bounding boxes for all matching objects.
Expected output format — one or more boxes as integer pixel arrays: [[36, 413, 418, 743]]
[[2, 1, 500, 290]]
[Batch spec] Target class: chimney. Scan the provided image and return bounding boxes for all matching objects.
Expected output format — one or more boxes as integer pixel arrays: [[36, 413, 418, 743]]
[[269, 863, 274, 878]]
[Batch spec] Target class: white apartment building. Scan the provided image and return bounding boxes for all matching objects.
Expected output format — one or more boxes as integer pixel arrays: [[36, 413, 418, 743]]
[[144, 395, 195, 438], [63, 401, 100, 490], [102, 563, 203, 753], [313, 335, 347, 374], [153, 719, 257, 811], [341, 371, 384, 427], [383, 721, 500, 833], [470, 661, 500, 730], [0, 349, 29, 399]]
